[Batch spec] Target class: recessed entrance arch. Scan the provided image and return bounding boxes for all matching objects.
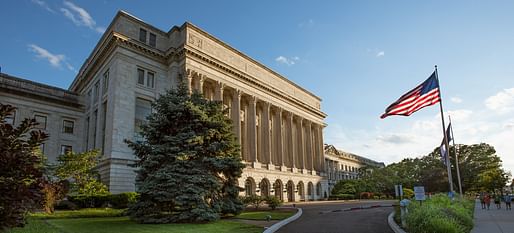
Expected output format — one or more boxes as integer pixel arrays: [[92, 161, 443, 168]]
[[259, 178, 271, 197], [297, 181, 305, 201], [273, 179, 283, 201], [286, 180, 295, 202], [308, 182, 314, 201], [245, 177, 256, 196]]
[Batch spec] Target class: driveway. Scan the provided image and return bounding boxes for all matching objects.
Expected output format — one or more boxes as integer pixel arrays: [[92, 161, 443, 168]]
[[277, 200, 396, 233]]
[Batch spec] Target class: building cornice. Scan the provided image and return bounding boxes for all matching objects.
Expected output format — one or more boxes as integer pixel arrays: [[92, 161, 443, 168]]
[[184, 48, 327, 119]]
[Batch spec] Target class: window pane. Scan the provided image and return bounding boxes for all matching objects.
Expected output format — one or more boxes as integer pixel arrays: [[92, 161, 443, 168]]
[[34, 115, 47, 129], [137, 69, 145, 85], [135, 98, 152, 139], [139, 28, 147, 43], [149, 33, 156, 47], [5, 111, 15, 125], [103, 70, 109, 93], [60, 145, 72, 155], [63, 120, 74, 134], [147, 72, 154, 88]]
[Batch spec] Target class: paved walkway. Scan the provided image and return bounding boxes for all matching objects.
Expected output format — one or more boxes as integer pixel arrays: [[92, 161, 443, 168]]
[[472, 200, 514, 233]]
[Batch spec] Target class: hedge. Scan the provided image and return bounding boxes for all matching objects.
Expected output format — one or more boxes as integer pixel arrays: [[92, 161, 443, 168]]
[[66, 192, 139, 209]]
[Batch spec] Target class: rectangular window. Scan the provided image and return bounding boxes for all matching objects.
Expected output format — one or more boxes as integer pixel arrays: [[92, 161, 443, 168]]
[[34, 115, 47, 129], [101, 102, 107, 155], [85, 117, 90, 150], [103, 70, 109, 94], [63, 120, 74, 134], [94, 81, 100, 102], [93, 110, 98, 148], [139, 28, 147, 43], [149, 33, 156, 47], [136, 68, 155, 88], [5, 110, 15, 125], [134, 98, 152, 141], [137, 69, 145, 85], [60, 145, 72, 155], [147, 72, 154, 88]]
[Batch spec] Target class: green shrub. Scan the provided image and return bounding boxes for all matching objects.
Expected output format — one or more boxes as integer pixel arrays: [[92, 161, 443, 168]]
[[241, 195, 265, 210], [402, 188, 414, 199], [68, 192, 139, 209], [404, 193, 473, 233], [30, 208, 126, 219], [264, 196, 283, 210], [109, 192, 139, 209]]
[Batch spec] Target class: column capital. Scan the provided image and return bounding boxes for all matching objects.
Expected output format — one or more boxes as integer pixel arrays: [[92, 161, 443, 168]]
[[233, 89, 242, 99]]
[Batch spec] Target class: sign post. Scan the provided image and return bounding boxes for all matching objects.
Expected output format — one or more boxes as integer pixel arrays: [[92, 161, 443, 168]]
[[414, 186, 426, 205]]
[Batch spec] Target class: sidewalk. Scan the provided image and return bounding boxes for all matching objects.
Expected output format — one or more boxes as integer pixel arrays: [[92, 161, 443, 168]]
[[471, 200, 514, 233]]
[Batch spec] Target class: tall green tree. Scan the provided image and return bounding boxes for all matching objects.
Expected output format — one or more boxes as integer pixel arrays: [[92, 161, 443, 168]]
[[55, 150, 108, 195], [0, 104, 48, 230], [126, 85, 244, 223]]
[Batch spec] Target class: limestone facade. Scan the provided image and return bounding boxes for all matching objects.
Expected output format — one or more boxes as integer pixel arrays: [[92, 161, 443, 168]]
[[0, 11, 381, 202]]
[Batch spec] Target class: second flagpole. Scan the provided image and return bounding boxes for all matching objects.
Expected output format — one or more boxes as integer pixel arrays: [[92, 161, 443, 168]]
[[435, 65, 454, 194]]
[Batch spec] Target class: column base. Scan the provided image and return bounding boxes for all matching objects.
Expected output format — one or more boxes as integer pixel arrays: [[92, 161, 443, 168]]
[[252, 161, 261, 168]]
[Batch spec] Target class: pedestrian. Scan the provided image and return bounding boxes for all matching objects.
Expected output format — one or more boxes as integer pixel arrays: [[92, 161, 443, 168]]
[[494, 194, 502, 209], [504, 194, 512, 210], [484, 194, 491, 210], [479, 193, 486, 209]]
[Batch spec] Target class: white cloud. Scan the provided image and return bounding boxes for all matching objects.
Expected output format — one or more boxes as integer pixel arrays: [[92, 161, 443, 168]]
[[376, 134, 413, 144], [451, 97, 463, 103], [485, 88, 514, 114], [28, 44, 76, 72], [275, 56, 299, 66], [298, 19, 314, 28], [60, 1, 104, 33], [376, 51, 385, 57], [32, 0, 54, 13]]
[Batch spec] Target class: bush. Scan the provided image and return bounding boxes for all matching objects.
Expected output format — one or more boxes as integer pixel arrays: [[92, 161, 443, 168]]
[[109, 192, 139, 209], [329, 194, 355, 200], [405, 194, 474, 233], [265, 196, 283, 210], [241, 195, 265, 210], [67, 192, 139, 209], [54, 200, 78, 210], [360, 192, 373, 199], [402, 188, 414, 199]]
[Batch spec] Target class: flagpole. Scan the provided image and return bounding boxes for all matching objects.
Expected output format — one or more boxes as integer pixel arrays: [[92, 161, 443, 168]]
[[435, 65, 454, 194], [449, 115, 463, 196]]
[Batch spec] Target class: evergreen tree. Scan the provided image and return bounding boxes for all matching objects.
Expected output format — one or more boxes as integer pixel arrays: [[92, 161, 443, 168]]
[[126, 85, 244, 223], [0, 104, 48, 230]]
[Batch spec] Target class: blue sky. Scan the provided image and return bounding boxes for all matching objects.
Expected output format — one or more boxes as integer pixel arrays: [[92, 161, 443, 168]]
[[1, 0, 514, 175]]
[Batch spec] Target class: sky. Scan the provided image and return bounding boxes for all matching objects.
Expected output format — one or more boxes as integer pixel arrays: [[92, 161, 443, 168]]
[[1, 1, 514, 176]]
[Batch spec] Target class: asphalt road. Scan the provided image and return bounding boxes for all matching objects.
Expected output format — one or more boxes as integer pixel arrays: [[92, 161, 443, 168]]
[[277, 200, 396, 233]]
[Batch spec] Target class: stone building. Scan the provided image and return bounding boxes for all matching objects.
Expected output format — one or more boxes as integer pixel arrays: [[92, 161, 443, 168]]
[[1, 11, 385, 202], [324, 144, 385, 194], [0, 11, 328, 201]]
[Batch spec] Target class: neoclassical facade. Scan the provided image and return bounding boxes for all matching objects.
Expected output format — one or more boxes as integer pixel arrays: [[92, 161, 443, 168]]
[[0, 11, 328, 201]]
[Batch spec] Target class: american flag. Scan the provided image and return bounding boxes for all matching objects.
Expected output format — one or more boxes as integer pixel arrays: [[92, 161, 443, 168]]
[[381, 72, 440, 119]]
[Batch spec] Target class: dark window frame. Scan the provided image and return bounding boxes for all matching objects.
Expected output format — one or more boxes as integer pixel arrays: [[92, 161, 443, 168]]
[[60, 145, 73, 155], [139, 28, 147, 43], [34, 114, 47, 130], [62, 119, 74, 134], [149, 33, 156, 47]]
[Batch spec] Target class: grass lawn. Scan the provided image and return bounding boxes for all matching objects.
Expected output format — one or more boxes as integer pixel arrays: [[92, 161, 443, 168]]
[[7, 217, 262, 233], [6, 208, 294, 233], [234, 209, 296, 220]]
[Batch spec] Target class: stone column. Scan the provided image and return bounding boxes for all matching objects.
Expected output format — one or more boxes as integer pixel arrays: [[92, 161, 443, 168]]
[[214, 81, 224, 101], [298, 117, 305, 170], [197, 76, 204, 94], [319, 124, 325, 171], [248, 96, 258, 164], [305, 121, 313, 172], [276, 108, 283, 167], [187, 72, 193, 94], [287, 112, 294, 169], [262, 102, 271, 166], [232, 90, 241, 147]]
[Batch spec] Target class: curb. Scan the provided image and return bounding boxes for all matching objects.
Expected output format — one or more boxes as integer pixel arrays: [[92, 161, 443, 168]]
[[388, 211, 406, 233], [263, 208, 303, 233]]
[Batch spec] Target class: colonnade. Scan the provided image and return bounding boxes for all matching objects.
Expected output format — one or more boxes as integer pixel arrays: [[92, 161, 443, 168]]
[[186, 70, 325, 173]]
